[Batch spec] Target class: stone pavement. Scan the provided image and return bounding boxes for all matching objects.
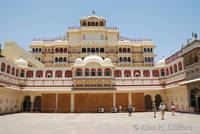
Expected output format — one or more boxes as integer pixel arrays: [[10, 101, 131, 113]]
[[0, 112, 199, 134]]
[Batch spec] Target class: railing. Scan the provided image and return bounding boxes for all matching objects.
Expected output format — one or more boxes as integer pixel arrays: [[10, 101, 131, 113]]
[[68, 52, 81, 54], [33, 35, 67, 41], [119, 36, 152, 42], [41, 61, 54, 64], [42, 51, 54, 54], [106, 27, 117, 30]]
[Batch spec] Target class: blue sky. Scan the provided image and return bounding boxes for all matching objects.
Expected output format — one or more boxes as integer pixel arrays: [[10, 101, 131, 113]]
[[0, 0, 199, 62]]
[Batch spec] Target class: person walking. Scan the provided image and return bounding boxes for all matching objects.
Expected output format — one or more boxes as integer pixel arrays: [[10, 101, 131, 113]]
[[128, 104, 133, 117], [171, 102, 175, 116], [159, 102, 166, 120], [152, 102, 157, 118]]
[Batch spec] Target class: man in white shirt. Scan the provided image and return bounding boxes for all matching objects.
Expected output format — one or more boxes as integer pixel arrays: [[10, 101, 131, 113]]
[[159, 102, 166, 120]]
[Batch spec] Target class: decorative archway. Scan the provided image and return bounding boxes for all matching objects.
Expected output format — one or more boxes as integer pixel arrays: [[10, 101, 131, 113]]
[[145, 95, 152, 110], [34, 96, 41, 112], [23, 96, 31, 112], [155, 94, 162, 108]]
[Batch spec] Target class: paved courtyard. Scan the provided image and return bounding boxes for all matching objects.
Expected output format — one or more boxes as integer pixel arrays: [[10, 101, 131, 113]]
[[0, 112, 199, 134]]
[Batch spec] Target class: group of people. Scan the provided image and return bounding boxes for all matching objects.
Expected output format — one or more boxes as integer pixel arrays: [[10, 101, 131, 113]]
[[153, 101, 176, 120], [127, 102, 176, 120]]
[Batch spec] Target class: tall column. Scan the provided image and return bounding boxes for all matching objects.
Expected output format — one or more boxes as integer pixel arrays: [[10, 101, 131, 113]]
[[113, 92, 116, 107], [31, 96, 34, 112], [55, 94, 58, 113], [128, 92, 132, 105], [71, 92, 74, 112]]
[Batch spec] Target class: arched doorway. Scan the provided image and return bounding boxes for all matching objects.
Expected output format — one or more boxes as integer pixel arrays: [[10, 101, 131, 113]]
[[155, 94, 162, 108], [23, 96, 31, 112], [145, 95, 152, 111], [190, 88, 200, 112], [34, 96, 41, 112]]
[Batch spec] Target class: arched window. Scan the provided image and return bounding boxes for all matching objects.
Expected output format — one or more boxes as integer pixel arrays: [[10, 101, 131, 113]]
[[63, 57, 67, 62], [96, 22, 98, 26], [55, 48, 59, 53], [87, 48, 91, 53], [148, 57, 151, 62], [36, 70, 43, 78], [20, 70, 25, 77], [166, 68, 169, 76], [147, 48, 150, 52], [65, 70, 72, 77], [82, 48, 86, 53], [123, 48, 126, 53], [127, 48, 130, 53], [170, 66, 173, 74], [161, 69, 165, 77], [114, 70, 121, 77], [32, 48, 35, 52], [91, 48, 95, 53], [150, 48, 152, 52], [35, 48, 38, 52], [151, 57, 154, 62], [124, 70, 131, 77], [100, 48, 104, 53], [16, 69, 19, 77], [11, 67, 15, 75], [1, 62, 6, 72], [152, 70, 159, 77], [174, 64, 177, 73], [195, 56, 198, 63], [96, 48, 99, 53], [143, 70, 150, 77], [178, 62, 182, 71], [59, 57, 62, 62], [55, 57, 58, 62], [119, 57, 122, 62], [85, 68, 89, 76], [119, 48, 122, 53], [104, 68, 111, 76], [91, 68, 96, 76], [97, 68, 102, 76], [128, 57, 131, 62], [100, 21, 104, 26], [39, 48, 42, 53], [26, 70, 33, 78], [145, 57, 147, 62], [75, 68, 82, 76], [55, 70, 62, 78], [82, 21, 86, 26], [91, 22, 95, 26], [6, 65, 10, 74], [60, 48, 63, 53], [124, 57, 127, 62], [46, 70, 53, 78], [134, 70, 141, 77], [144, 48, 146, 52], [64, 48, 67, 53], [88, 22, 91, 26]]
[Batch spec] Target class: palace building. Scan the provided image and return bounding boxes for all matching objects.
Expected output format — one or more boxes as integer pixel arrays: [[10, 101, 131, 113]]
[[0, 14, 199, 114]]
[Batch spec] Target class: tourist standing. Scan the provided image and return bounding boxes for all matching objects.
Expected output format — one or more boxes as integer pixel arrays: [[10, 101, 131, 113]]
[[159, 102, 166, 120], [152, 102, 157, 118], [171, 102, 175, 116]]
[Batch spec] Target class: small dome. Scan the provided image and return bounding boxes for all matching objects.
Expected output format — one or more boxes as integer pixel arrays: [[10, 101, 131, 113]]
[[15, 58, 28, 68], [104, 58, 111, 63], [83, 55, 103, 62], [75, 58, 82, 63], [157, 57, 166, 68]]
